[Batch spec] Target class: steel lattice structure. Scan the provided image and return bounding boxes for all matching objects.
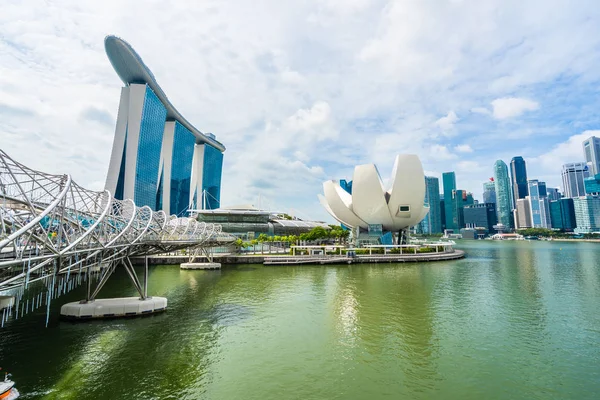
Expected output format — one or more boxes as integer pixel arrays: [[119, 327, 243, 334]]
[[0, 149, 234, 295]]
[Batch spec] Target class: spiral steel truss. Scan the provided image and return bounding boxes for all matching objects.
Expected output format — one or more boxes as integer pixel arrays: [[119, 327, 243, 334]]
[[0, 149, 234, 293]]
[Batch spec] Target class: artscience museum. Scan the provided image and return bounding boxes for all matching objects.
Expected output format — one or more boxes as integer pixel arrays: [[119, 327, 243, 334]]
[[319, 155, 430, 244]]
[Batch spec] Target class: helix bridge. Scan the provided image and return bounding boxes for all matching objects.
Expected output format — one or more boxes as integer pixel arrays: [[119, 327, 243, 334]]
[[0, 149, 235, 326]]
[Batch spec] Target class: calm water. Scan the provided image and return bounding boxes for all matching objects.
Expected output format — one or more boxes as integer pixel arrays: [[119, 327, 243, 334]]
[[1, 241, 599, 399]]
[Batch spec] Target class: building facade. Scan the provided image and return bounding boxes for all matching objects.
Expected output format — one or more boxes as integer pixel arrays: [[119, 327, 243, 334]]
[[419, 177, 442, 234], [549, 198, 576, 231], [546, 187, 561, 201], [527, 180, 551, 228], [583, 136, 600, 176], [561, 162, 589, 198], [454, 189, 466, 230], [515, 198, 532, 229], [103, 35, 225, 215], [464, 203, 497, 233], [584, 174, 600, 196], [443, 172, 457, 231], [483, 180, 496, 204], [494, 160, 513, 229], [510, 156, 528, 208], [573, 196, 600, 233]]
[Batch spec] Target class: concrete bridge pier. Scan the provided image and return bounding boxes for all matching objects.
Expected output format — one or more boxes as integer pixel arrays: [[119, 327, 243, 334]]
[[60, 256, 167, 320]]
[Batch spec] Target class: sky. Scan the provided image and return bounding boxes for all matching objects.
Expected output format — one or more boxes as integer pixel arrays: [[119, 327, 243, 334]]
[[2, 0, 600, 223]]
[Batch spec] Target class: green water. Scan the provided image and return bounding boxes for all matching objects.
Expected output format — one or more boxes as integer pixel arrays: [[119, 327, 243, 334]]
[[1, 241, 599, 399]]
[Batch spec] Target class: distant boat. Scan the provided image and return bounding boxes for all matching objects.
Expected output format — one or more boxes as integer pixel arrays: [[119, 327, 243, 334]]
[[524, 236, 539, 240]]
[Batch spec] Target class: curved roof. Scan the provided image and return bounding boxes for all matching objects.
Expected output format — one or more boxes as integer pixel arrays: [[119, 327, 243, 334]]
[[104, 35, 225, 152]]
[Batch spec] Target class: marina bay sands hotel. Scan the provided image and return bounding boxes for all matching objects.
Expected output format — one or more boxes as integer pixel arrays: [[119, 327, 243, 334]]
[[104, 35, 224, 215]]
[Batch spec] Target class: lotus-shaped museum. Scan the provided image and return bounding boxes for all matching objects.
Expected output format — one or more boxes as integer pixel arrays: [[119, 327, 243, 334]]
[[319, 155, 430, 233]]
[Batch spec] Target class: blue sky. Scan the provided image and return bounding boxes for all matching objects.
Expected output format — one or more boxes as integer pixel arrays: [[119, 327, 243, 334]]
[[1, 0, 600, 222]]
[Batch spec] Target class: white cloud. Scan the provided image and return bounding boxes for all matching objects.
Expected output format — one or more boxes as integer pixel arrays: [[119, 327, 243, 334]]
[[2, 1, 600, 220], [430, 145, 457, 161], [531, 130, 596, 171], [435, 111, 459, 130], [491, 97, 540, 119], [457, 161, 481, 171], [470, 107, 491, 115], [454, 144, 473, 153]]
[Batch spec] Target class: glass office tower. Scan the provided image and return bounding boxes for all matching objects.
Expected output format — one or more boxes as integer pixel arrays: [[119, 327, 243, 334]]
[[549, 199, 577, 231], [583, 136, 600, 176], [561, 162, 589, 198], [443, 172, 457, 231], [494, 160, 513, 229], [510, 156, 528, 208], [104, 35, 226, 215], [483, 180, 496, 203], [420, 176, 442, 234]]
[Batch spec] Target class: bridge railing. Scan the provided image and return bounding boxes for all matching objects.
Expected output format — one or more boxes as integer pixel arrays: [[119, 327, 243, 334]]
[[0, 149, 235, 291]]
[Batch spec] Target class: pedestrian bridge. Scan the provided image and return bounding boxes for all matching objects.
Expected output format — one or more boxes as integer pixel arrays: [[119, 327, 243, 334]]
[[0, 149, 234, 319]]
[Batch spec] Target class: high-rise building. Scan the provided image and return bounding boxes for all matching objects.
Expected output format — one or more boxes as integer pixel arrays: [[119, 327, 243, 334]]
[[546, 187, 561, 201], [442, 172, 457, 231], [527, 180, 551, 228], [549, 198, 576, 231], [464, 203, 497, 233], [515, 198, 532, 229], [573, 196, 600, 233], [419, 177, 442, 234], [339, 179, 352, 194], [583, 136, 600, 176], [439, 198, 446, 231], [510, 156, 528, 208], [494, 160, 513, 229], [104, 35, 225, 215], [483, 179, 496, 203], [561, 162, 590, 198], [454, 189, 466, 229], [584, 174, 600, 196], [465, 192, 475, 206]]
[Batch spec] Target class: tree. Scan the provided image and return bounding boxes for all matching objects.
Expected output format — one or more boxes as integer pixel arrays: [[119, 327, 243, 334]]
[[257, 233, 269, 242]]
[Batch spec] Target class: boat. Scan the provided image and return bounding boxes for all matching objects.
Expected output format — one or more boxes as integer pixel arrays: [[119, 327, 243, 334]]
[[0, 371, 19, 399]]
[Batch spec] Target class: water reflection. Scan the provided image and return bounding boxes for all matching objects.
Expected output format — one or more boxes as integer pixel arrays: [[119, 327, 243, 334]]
[[1, 242, 599, 400]]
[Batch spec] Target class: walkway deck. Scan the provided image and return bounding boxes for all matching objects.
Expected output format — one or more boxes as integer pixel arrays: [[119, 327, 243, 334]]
[[263, 250, 465, 265]]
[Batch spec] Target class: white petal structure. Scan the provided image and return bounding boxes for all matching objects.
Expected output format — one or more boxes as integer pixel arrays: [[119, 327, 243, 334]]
[[320, 155, 430, 232]]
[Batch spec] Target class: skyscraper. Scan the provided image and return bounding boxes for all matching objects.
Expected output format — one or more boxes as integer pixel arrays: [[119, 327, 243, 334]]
[[420, 177, 442, 234], [515, 198, 532, 229], [510, 156, 528, 208], [494, 160, 513, 229], [561, 162, 589, 198], [550, 198, 577, 231], [483, 179, 496, 203], [443, 172, 457, 231], [583, 136, 600, 176], [546, 187, 561, 201], [584, 174, 600, 196], [464, 203, 497, 233], [104, 35, 225, 215], [573, 196, 600, 233], [527, 180, 551, 228], [454, 189, 466, 229]]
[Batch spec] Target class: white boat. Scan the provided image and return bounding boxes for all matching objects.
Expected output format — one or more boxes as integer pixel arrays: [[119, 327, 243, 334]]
[[0, 371, 19, 399]]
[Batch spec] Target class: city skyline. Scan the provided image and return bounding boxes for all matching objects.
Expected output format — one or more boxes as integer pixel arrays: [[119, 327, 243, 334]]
[[3, 2, 600, 222]]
